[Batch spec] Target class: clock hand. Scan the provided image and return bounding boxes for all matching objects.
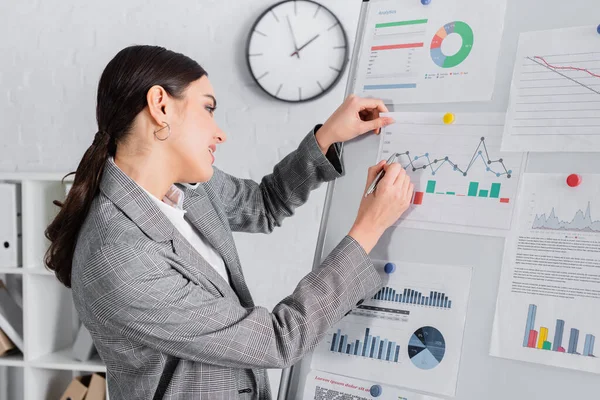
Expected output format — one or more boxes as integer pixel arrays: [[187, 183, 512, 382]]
[[290, 34, 321, 57], [286, 15, 300, 59]]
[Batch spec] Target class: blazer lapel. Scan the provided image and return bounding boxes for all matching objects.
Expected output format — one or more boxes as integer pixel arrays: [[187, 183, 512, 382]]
[[99, 158, 237, 300], [179, 183, 255, 308], [100, 157, 174, 244]]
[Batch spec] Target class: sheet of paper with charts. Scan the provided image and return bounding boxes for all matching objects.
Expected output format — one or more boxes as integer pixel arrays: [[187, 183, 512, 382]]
[[353, 0, 506, 104], [378, 112, 526, 236], [310, 261, 472, 397], [502, 26, 600, 152], [491, 173, 600, 374], [303, 370, 443, 400]]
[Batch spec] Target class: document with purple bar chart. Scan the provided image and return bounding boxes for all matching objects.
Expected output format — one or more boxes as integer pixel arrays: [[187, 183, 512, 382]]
[[310, 262, 472, 397], [491, 173, 600, 374], [353, 0, 506, 104]]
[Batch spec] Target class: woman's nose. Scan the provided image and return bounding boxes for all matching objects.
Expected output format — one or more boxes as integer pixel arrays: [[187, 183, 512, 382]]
[[216, 127, 227, 143]]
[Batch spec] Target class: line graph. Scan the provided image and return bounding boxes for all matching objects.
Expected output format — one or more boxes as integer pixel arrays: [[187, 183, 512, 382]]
[[396, 137, 513, 179], [380, 113, 523, 231], [506, 27, 600, 137], [528, 56, 600, 96], [532, 202, 600, 233], [533, 56, 600, 79]]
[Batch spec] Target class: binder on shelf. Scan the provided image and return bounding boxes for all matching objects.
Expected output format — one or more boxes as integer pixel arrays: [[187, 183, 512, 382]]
[[0, 183, 18, 268], [0, 280, 23, 351], [59, 373, 106, 400], [0, 327, 15, 356], [72, 323, 97, 361]]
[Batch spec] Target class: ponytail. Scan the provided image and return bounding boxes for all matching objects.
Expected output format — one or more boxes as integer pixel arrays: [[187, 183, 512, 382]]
[[44, 131, 113, 287], [44, 45, 207, 288]]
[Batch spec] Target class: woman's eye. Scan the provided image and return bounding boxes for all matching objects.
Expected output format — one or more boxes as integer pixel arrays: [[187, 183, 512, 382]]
[[205, 105, 216, 115]]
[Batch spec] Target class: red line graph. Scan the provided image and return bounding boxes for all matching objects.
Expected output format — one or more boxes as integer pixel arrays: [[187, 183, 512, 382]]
[[534, 56, 600, 78]]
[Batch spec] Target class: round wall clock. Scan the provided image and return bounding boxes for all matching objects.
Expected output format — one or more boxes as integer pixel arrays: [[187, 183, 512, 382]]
[[246, 0, 349, 103]]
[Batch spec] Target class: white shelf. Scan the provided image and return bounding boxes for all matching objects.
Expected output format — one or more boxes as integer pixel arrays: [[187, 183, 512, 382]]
[[0, 267, 56, 276], [0, 172, 74, 182], [0, 268, 24, 275], [0, 173, 106, 400], [25, 267, 54, 276], [30, 348, 106, 373], [0, 353, 25, 367]]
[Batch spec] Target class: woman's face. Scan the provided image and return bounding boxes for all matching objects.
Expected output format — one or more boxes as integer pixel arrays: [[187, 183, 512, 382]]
[[169, 76, 226, 184]]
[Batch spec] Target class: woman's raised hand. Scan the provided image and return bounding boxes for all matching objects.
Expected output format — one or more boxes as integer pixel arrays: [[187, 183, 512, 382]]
[[314, 95, 395, 153]]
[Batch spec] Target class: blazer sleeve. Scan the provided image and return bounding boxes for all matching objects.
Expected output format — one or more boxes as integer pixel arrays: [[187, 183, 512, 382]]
[[85, 236, 383, 369], [205, 125, 343, 233]]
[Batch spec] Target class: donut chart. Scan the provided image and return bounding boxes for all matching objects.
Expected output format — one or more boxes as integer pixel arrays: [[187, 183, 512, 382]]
[[408, 326, 446, 370], [430, 21, 474, 68]]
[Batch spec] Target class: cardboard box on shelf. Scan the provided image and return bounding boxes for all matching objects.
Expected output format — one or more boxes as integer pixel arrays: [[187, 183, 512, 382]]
[[0, 327, 15, 356], [59, 373, 106, 400]]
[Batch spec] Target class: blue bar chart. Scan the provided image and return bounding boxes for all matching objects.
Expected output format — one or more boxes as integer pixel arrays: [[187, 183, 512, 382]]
[[372, 285, 452, 309], [329, 327, 401, 363]]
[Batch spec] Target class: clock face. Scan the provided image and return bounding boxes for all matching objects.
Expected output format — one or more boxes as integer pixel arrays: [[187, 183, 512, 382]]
[[246, 0, 349, 103]]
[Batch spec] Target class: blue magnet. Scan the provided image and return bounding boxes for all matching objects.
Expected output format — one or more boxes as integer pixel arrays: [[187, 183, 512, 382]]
[[370, 384, 382, 397], [597, 24, 600, 35], [421, 0, 431, 4], [384, 262, 396, 274]]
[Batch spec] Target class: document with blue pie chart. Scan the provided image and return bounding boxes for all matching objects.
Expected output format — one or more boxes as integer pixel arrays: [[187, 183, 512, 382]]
[[310, 261, 472, 397], [353, 0, 506, 104]]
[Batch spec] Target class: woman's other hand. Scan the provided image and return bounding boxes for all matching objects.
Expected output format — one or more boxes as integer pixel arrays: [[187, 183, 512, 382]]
[[315, 95, 395, 153]]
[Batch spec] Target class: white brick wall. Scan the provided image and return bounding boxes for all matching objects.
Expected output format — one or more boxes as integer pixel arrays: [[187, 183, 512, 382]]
[[1, 0, 360, 395]]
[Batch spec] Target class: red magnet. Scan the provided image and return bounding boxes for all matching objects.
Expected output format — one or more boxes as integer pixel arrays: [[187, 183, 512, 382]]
[[566, 174, 582, 187]]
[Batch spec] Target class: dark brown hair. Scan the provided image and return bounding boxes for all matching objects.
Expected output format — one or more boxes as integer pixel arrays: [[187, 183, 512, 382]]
[[44, 45, 207, 287]]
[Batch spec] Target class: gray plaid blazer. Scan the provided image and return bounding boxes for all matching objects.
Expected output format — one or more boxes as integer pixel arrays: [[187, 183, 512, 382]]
[[71, 128, 383, 399]]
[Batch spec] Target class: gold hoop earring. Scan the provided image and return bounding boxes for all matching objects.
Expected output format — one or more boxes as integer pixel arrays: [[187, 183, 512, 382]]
[[154, 122, 171, 141]]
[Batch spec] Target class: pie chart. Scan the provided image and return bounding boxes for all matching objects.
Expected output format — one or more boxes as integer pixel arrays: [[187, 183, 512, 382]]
[[408, 326, 446, 370], [430, 21, 474, 68]]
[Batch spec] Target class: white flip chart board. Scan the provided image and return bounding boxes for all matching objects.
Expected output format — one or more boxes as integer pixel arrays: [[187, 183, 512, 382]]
[[279, 0, 600, 399]]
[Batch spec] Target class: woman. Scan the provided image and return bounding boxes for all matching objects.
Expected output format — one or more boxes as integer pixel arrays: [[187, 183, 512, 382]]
[[45, 45, 413, 400]]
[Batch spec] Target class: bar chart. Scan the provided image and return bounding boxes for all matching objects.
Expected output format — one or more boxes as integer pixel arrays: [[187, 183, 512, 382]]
[[329, 327, 402, 363], [413, 180, 511, 206], [523, 304, 596, 357], [372, 285, 452, 309]]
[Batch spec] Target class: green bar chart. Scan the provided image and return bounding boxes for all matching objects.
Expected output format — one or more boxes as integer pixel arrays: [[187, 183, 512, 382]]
[[415, 180, 510, 205]]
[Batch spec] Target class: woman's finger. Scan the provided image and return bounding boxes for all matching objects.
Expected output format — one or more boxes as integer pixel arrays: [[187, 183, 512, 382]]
[[398, 172, 411, 196], [356, 97, 389, 114], [360, 116, 395, 134], [379, 162, 402, 189], [406, 183, 415, 203], [364, 160, 386, 191]]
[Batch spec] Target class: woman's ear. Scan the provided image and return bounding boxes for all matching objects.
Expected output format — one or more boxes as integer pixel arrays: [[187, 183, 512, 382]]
[[146, 85, 168, 126]]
